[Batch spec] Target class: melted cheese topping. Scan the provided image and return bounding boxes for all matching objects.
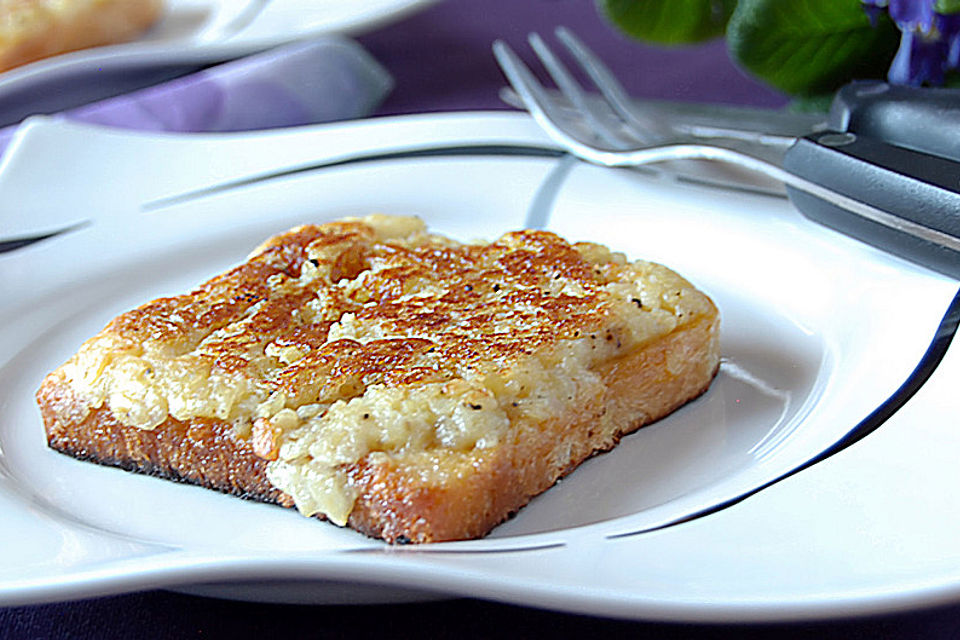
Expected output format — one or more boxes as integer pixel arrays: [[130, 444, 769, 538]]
[[56, 215, 716, 525]]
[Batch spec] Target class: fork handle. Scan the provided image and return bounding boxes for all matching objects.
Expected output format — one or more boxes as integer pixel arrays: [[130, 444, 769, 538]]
[[829, 81, 960, 163], [782, 130, 960, 279]]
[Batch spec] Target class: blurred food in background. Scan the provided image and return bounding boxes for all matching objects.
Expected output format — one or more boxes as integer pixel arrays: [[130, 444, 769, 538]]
[[0, 0, 164, 72]]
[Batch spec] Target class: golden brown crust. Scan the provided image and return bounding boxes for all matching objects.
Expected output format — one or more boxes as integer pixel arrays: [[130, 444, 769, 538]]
[[37, 311, 718, 543], [98, 221, 628, 393], [35, 216, 721, 543], [345, 313, 719, 543], [37, 373, 291, 506]]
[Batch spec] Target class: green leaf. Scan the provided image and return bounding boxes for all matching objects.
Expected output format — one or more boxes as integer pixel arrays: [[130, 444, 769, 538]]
[[726, 0, 900, 96], [788, 93, 835, 113], [945, 70, 960, 86], [596, 0, 738, 45], [935, 0, 960, 15]]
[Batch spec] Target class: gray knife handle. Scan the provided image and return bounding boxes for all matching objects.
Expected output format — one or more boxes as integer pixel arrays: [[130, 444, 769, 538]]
[[829, 81, 960, 162], [783, 131, 960, 279]]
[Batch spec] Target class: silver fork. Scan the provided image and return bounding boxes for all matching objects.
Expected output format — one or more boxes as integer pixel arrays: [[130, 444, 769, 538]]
[[492, 28, 960, 258], [492, 27, 803, 174]]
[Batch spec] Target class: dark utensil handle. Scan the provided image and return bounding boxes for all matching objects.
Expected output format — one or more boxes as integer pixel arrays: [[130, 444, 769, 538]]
[[829, 81, 960, 162], [783, 130, 960, 279]]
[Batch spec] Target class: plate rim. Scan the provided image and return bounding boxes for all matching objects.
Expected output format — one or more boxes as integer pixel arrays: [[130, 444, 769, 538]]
[[1, 112, 959, 621]]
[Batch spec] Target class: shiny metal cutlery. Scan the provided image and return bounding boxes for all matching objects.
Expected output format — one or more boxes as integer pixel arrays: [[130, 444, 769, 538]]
[[494, 27, 960, 279]]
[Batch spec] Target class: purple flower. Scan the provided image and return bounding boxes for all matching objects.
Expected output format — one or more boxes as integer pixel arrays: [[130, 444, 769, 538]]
[[888, 0, 935, 30], [939, 11, 960, 66], [863, 0, 960, 85], [888, 28, 948, 84]]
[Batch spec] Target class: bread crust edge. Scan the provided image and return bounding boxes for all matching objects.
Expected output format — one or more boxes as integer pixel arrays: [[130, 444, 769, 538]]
[[37, 311, 720, 543]]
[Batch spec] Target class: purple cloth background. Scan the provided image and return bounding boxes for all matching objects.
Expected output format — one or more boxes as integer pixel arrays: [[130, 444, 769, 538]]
[[0, 36, 393, 156], [359, 0, 788, 117], [3, 1, 957, 638]]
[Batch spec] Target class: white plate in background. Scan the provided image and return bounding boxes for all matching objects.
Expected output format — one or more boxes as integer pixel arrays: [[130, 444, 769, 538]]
[[0, 114, 958, 621], [0, 0, 437, 125]]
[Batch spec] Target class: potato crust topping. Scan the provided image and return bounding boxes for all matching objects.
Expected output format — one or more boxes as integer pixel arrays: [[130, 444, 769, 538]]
[[50, 215, 716, 524]]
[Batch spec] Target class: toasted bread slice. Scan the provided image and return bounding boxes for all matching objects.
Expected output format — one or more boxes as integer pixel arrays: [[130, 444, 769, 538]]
[[0, 0, 164, 72], [37, 215, 720, 543]]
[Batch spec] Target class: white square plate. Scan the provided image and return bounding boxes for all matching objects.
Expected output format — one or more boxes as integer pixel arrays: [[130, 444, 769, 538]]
[[0, 114, 958, 622]]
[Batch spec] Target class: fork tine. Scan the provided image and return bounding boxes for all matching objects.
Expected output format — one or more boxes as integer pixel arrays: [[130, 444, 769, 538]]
[[554, 26, 670, 143], [492, 40, 561, 126], [526, 33, 633, 149], [492, 39, 610, 152]]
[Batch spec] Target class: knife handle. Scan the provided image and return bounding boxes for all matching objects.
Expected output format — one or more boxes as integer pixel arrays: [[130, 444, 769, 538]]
[[782, 130, 960, 279], [828, 81, 960, 162]]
